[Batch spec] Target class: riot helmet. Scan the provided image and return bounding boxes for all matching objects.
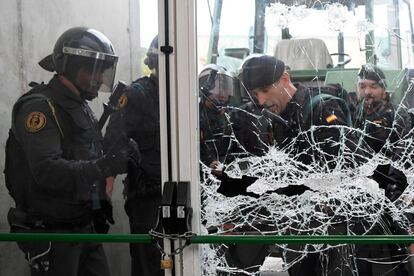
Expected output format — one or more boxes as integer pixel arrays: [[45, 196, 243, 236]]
[[39, 27, 118, 100], [199, 64, 234, 108], [144, 35, 159, 71]]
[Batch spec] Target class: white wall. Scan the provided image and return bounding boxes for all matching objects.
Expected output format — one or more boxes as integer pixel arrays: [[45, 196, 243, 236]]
[[0, 0, 147, 274]]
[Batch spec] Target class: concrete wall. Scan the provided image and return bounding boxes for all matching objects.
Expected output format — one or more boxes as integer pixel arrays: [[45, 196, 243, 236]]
[[0, 0, 155, 275]]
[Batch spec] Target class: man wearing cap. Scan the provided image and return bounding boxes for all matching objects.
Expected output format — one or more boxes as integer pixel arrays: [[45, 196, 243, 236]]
[[353, 64, 410, 203], [233, 54, 355, 167], [352, 64, 411, 276], [354, 64, 411, 153], [216, 57, 410, 275], [215, 55, 361, 276]]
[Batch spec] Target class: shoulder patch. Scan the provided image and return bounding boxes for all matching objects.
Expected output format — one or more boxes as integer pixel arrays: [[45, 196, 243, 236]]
[[118, 93, 128, 109], [25, 111, 46, 133]]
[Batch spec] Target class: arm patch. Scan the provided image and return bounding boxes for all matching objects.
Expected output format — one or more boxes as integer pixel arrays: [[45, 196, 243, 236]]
[[25, 111, 47, 133]]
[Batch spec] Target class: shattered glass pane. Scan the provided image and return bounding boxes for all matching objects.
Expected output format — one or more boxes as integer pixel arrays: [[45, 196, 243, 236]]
[[197, 0, 414, 275]]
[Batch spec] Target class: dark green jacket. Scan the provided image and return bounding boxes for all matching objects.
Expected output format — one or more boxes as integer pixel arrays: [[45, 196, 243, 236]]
[[11, 76, 106, 224]]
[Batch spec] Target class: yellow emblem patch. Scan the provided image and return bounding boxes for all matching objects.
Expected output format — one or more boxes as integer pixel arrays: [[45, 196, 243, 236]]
[[325, 114, 337, 123], [25, 112, 46, 133], [118, 94, 128, 109]]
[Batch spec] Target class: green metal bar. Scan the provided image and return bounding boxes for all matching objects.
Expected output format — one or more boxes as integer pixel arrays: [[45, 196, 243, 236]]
[[0, 233, 152, 243], [191, 235, 414, 245], [1, 233, 414, 245]]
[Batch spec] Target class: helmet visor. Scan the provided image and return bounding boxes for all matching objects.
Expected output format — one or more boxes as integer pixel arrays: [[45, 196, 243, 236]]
[[77, 59, 117, 94], [98, 61, 117, 92], [199, 73, 234, 98], [63, 46, 118, 93]]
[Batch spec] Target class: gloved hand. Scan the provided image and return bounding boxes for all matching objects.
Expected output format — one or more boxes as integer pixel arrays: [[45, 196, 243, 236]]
[[385, 183, 403, 202], [93, 200, 114, 234], [97, 136, 139, 177]]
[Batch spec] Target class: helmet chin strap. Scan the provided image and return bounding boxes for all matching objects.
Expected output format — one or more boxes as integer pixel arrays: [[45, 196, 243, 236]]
[[75, 84, 98, 101]]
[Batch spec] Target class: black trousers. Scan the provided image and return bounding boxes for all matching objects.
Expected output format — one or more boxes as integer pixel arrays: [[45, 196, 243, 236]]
[[125, 196, 164, 276], [355, 243, 411, 276], [286, 245, 355, 276], [22, 225, 111, 276], [30, 242, 111, 276]]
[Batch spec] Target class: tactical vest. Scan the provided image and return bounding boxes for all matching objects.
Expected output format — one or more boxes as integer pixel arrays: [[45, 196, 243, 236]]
[[5, 84, 55, 211], [5, 83, 102, 224]]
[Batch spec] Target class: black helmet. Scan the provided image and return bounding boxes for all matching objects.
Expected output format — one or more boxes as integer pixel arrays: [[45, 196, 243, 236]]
[[39, 27, 118, 98], [144, 35, 159, 71]]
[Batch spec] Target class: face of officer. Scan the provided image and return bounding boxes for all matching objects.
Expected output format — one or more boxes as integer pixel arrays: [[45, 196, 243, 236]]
[[253, 72, 295, 114], [357, 78, 386, 112], [204, 94, 230, 111], [75, 67, 105, 101], [199, 64, 233, 111]]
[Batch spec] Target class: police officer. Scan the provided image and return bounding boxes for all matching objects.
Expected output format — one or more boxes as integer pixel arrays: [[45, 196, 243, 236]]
[[104, 35, 163, 276], [216, 56, 409, 275], [7, 27, 135, 276], [352, 64, 411, 276], [354, 64, 411, 154], [214, 55, 357, 276], [232, 55, 355, 167], [199, 64, 234, 168]]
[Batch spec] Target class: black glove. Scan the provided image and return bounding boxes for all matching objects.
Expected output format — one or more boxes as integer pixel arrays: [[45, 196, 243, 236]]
[[93, 200, 114, 234], [93, 211, 110, 234], [97, 137, 139, 177]]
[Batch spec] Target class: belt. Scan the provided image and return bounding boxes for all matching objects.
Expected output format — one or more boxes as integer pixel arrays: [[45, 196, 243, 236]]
[[42, 219, 93, 231]]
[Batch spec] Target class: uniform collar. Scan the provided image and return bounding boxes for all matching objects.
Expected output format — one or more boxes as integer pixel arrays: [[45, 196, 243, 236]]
[[47, 75, 85, 108], [280, 84, 309, 121]]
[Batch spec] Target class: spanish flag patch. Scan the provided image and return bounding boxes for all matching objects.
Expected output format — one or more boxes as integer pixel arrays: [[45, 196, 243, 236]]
[[325, 114, 337, 123]]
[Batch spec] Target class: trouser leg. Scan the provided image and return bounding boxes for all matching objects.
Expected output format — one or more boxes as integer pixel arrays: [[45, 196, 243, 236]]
[[78, 243, 111, 276], [126, 197, 164, 276]]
